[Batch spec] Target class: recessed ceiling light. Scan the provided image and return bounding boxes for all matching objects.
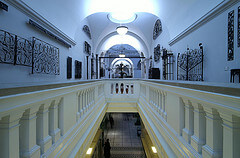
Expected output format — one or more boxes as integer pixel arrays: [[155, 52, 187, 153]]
[[108, 12, 137, 24]]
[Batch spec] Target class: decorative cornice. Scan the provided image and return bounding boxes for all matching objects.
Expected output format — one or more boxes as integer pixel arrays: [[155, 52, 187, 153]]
[[168, 0, 238, 46], [4, 0, 76, 46]]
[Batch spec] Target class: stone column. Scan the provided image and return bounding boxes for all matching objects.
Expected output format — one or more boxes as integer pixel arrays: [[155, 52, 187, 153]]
[[182, 99, 194, 144], [49, 99, 61, 144], [36, 103, 52, 154], [202, 107, 223, 158], [191, 102, 206, 154], [0, 112, 23, 158], [19, 107, 40, 158], [220, 113, 240, 158]]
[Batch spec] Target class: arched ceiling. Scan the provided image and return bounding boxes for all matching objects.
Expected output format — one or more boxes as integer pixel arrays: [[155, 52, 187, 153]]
[[87, 12, 158, 57], [22, 0, 222, 48]]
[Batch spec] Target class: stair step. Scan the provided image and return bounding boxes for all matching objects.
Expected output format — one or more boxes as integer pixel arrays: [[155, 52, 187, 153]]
[[111, 147, 146, 158]]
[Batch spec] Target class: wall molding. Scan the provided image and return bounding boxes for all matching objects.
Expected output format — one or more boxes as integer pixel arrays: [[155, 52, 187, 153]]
[[4, 0, 76, 46], [168, 0, 239, 46]]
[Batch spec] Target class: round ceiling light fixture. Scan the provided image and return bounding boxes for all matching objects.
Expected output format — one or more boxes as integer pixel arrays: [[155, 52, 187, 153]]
[[116, 26, 128, 35], [108, 12, 137, 24]]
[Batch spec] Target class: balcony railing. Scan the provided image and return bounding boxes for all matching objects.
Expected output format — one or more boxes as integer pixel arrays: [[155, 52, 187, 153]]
[[0, 79, 239, 158]]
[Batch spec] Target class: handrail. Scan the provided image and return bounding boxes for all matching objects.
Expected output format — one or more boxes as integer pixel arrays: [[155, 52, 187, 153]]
[[0, 79, 102, 97], [1, 79, 239, 97], [142, 79, 240, 97]]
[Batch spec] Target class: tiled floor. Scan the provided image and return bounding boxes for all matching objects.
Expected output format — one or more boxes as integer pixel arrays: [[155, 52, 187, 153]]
[[104, 113, 146, 158]]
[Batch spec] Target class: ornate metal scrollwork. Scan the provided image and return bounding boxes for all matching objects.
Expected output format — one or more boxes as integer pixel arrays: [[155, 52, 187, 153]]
[[228, 10, 234, 61], [153, 19, 162, 40], [32, 37, 60, 75], [0, 30, 32, 66], [75, 60, 82, 79], [84, 41, 91, 55], [0, 30, 15, 64], [238, 7, 240, 47], [16, 36, 33, 66], [177, 44, 203, 81], [154, 44, 160, 62], [83, 25, 91, 39], [162, 48, 174, 80]]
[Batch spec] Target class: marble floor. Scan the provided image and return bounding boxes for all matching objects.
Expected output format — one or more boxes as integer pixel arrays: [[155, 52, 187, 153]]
[[104, 113, 146, 158]]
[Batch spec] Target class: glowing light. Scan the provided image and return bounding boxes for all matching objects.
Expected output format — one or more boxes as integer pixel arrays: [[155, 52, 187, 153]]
[[116, 26, 128, 35], [103, 35, 141, 51], [108, 12, 137, 23], [86, 148, 93, 155], [152, 146, 157, 153], [119, 54, 126, 58]]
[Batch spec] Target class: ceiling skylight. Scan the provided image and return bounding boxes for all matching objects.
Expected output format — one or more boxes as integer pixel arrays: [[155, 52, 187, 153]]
[[108, 12, 137, 23]]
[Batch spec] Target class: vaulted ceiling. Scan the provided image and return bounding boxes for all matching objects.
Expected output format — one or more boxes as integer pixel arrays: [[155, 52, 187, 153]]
[[21, 0, 222, 56]]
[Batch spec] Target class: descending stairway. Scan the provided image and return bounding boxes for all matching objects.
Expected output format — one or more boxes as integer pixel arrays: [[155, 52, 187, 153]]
[[104, 113, 146, 158], [111, 147, 146, 158]]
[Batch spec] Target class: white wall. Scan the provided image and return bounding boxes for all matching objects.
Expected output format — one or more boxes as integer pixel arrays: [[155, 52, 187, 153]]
[[152, 1, 240, 83], [0, 1, 93, 88]]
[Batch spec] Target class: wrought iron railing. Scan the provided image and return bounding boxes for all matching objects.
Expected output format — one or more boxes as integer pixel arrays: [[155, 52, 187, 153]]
[[0, 29, 60, 75], [177, 43, 203, 81]]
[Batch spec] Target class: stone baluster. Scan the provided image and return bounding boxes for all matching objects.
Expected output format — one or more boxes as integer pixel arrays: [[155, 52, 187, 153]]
[[49, 99, 61, 144], [159, 91, 163, 115], [162, 92, 167, 120], [58, 98, 64, 136], [87, 89, 90, 110], [0, 111, 23, 158], [83, 90, 86, 114], [219, 113, 240, 158], [76, 91, 82, 121], [36, 103, 52, 155], [182, 98, 194, 144], [81, 92, 84, 116], [157, 90, 161, 114], [19, 107, 41, 158], [202, 107, 223, 158], [191, 102, 206, 154], [154, 89, 157, 110]]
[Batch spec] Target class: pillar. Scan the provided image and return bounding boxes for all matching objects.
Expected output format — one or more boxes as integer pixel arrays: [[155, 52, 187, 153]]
[[182, 99, 194, 144], [220, 113, 240, 158], [19, 107, 40, 158], [36, 103, 52, 154], [191, 102, 206, 154], [0, 112, 23, 158], [49, 100, 61, 144], [202, 107, 223, 158]]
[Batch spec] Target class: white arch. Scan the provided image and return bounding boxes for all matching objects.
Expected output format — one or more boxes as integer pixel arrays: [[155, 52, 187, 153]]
[[95, 32, 149, 57], [103, 35, 141, 51], [111, 58, 134, 68]]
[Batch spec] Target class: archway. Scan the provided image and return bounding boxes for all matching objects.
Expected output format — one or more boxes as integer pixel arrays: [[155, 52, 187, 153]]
[[99, 44, 144, 78]]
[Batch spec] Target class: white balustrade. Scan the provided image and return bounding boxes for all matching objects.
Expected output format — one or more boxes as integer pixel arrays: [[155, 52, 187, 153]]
[[0, 79, 239, 158]]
